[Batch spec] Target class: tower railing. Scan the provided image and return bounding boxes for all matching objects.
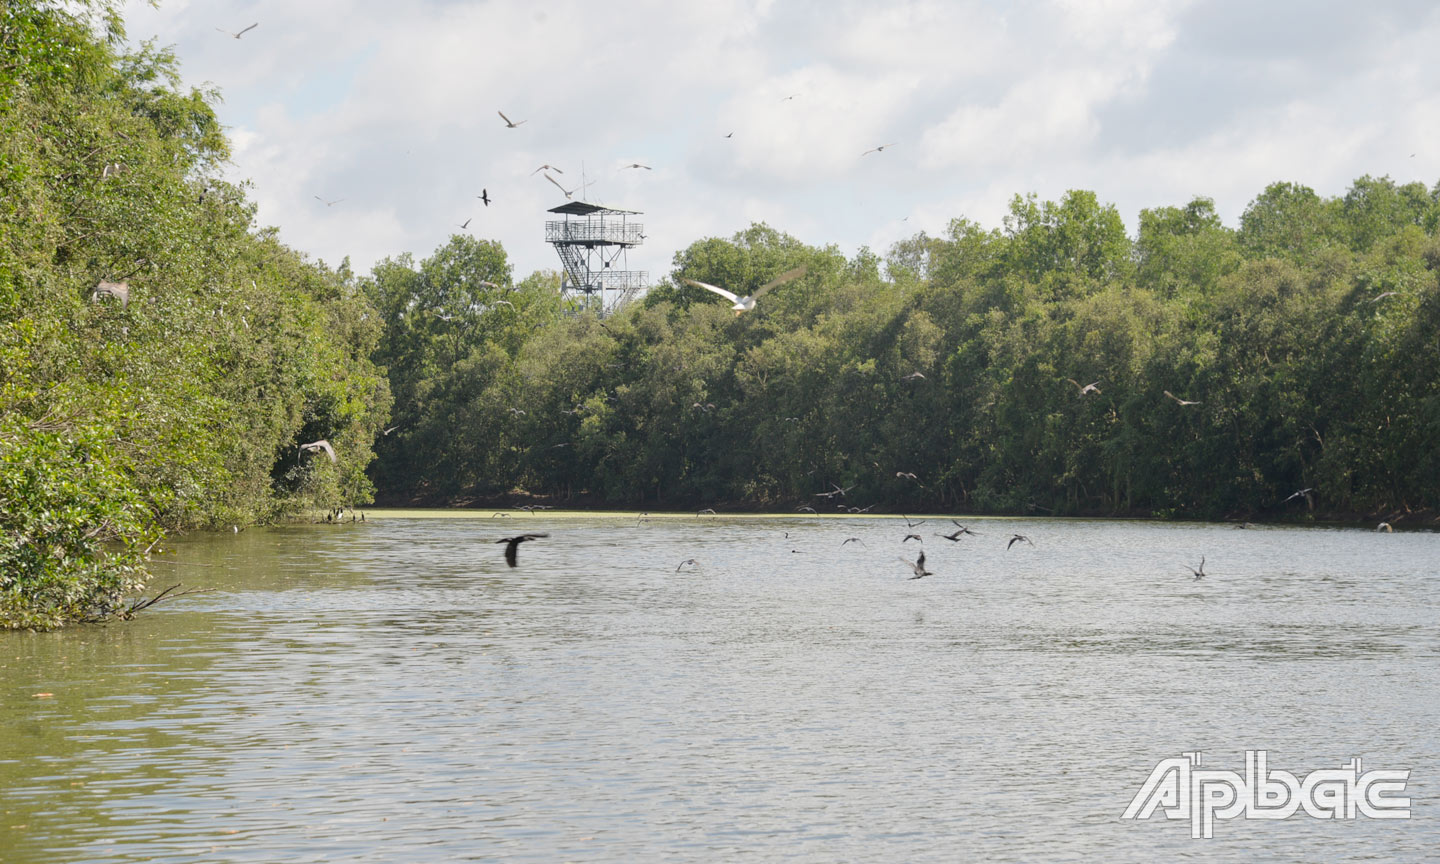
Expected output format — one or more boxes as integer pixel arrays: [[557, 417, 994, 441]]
[[545, 221, 644, 245]]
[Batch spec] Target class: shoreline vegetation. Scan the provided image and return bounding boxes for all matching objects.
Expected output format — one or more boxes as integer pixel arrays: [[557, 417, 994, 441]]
[[5, 0, 1440, 629]]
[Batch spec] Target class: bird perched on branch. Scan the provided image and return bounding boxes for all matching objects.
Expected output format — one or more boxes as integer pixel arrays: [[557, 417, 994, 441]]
[[681, 266, 807, 315], [497, 533, 548, 567]]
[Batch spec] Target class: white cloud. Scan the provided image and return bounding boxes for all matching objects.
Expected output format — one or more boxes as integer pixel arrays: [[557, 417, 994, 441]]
[[120, 0, 1440, 282]]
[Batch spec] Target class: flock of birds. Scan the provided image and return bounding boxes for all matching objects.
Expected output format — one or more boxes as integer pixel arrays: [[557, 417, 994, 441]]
[[484, 511, 1218, 580]]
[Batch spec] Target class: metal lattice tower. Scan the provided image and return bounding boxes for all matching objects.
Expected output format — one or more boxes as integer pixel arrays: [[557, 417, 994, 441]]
[[545, 201, 646, 316]]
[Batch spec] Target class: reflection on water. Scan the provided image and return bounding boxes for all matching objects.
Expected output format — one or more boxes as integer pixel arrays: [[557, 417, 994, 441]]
[[2, 516, 1437, 862]]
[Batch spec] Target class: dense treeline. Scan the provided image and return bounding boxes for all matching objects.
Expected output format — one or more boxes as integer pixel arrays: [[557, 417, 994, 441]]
[[7, 2, 1440, 631], [1, 2, 390, 629], [369, 182, 1440, 519]]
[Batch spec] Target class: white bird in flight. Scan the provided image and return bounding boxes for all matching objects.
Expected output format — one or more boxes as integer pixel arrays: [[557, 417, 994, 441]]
[[498, 110, 526, 128], [299, 439, 336, 463], [543, 173, 593, 200], [681, 266, 807, 315], [862, 142, 898, 156], [216, 23, 258, 39]]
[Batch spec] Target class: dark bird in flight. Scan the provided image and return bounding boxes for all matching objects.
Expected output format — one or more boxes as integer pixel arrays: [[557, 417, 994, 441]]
[[497, 533, 548, 567], [621, 163, 652, 170], [724, 132, 734, 138], [1186, 556, 1206, 580], [676, 559, 699, 571], [902, 515, 927, 528], [903, 533, 923, 543], [314, 195, 344, 207], [92, 280, 130, 308], [1007, 533, 1033, 550], [498, 110, 526, 128], [841, 537, 866, 547], [216, 23, 258, 39], [949, 521, 982, 536], [862, 143, 898, 156], [1067, 378, 1101, 396], [796, 505, 817, 513], [299, 439, 336, 462], [478, 189, 491, 206], [458, 218, 472, 229], [1164, 390, 1200, 406], [936, 529, 969, 542], [900, 551, 932, 579]]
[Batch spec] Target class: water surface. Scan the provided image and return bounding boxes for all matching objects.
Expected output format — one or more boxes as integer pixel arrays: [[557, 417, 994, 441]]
[[2, 515, 1436, 861]]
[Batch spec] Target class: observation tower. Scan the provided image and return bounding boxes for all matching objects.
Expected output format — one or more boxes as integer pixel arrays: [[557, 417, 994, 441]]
[[545, 201, 646, 316]]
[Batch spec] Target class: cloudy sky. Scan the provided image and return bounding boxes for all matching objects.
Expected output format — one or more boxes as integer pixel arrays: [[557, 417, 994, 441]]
[[120, 0, 1440, 282]]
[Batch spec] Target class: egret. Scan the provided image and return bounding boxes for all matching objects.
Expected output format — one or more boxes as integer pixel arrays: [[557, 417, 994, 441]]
[[681, 266, 807, 315]]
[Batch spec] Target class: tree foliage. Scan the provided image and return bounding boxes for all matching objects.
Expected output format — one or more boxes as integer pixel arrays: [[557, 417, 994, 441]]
[[1, 1, 390, 629], [370, 184, 1440, 524]]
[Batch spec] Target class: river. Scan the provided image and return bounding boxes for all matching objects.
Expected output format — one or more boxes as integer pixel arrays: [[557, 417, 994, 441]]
[[2, 514, 1436, 861]]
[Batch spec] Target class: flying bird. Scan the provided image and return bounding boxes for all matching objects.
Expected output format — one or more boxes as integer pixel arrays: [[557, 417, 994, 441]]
[[814, 482, 854, 499], [895, 471, 922, 484], [676, 559, 699, 572], [477, 189, 491, 206], [903, 533, 923, 543], [299, 439, 336, 463], [949, 521, 981, 536], [91, 280, 129, 308], [862, 143, 898, 156], [1186, 556, 1206, 580], [543, 173, 593, 200], [724, 132, 734, 138], [498, 110, 526, 128], [458, 218, 472, 229], [900, 551, 932, 579], [1369, 291, 1400, 303], [901, 371, 926, 381], [1163, 390, 1201, 406], [314, 195, 344, 207], [216, 23, 258, 39], [1283, 487, 1314, 503], [1007, 533, 1033, 550], [496, 533, 548, 567], [1067, 379, 1101, 396], [681, 266, 807, 315], [1377, 522, 1393, 532], [621, 163, 652, 170], [841, 537, 866, 547], [531, 164, 563, 175]]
